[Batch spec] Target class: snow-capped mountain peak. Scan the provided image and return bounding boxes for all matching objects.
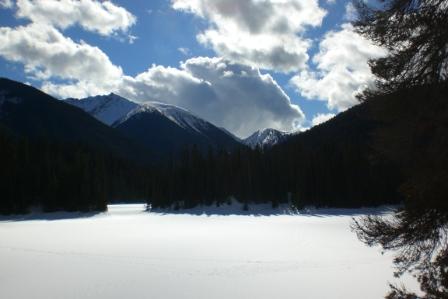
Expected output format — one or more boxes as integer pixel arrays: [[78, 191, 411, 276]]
[[64, 94, 242, 154], [65, 93, 138, 125], [148, 102, 213, 134], [112, 101, 213, 134], [243, 128, 290, 149], [66, 94, 213, 134]]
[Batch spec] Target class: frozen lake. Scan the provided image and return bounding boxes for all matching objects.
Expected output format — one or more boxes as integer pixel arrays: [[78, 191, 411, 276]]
[[0, 204, 417, 299]]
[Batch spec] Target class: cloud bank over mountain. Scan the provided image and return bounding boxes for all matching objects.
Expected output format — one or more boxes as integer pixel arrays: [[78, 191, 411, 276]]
[[0, 0, 386, 135], [119, 57, 304, 137]]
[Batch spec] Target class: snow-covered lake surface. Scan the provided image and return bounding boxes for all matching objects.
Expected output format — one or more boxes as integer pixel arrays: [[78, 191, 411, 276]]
[[0, 204, 417, 299]]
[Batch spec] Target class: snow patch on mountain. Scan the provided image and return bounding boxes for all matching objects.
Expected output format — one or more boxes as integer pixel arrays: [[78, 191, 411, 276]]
[[243, 128, 291, 149], [150, 102, 214, 134], [112, 101, 214, 134], [65, 94, 240, 144], [65, 93, 138, 125]]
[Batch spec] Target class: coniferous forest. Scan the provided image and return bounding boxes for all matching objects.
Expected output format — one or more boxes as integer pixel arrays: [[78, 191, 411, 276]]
[[1, 80, 446, 215]]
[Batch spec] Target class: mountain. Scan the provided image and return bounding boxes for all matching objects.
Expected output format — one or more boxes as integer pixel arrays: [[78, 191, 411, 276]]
[[243, 128, 291, 149], [66, 94, 243, 155], [0, 78, 153, 164], [65, 93, 138, 125]]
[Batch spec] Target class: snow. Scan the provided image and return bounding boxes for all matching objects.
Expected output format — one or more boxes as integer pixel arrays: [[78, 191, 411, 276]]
[[243, 128, 290, 149], [150, 102, 212, 134], [65, 94, 236, 139], [113, 103, 158, 125], [0, 204, 418, 299], [117, 101, 213, 135], [65, 93, 138, 125]]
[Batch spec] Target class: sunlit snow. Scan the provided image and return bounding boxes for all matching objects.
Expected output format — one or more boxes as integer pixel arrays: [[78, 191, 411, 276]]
[[0, 204, 417, 299]]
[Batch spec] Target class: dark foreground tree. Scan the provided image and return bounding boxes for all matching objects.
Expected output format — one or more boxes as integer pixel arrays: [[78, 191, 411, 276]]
[[352, 208, 448, 298], [355, 0, 448, 95], [352, 0, 448, 297]]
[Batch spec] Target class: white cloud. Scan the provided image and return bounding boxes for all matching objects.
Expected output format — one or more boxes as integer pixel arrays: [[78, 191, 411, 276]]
[[172, 0, 326, 73], [344, 2, 358, 21], [178, 47, 191, 56], [311, 113, 335, 126], [119, 57, 304, 137], [0, 1, 305, 136], [0, 0, 13, 9], [0, 0, 135, 97], [16, 0, 136, 36], [42, 80, 118, 100], [0, 23, 123, 96], [290, 24, 387, 111]]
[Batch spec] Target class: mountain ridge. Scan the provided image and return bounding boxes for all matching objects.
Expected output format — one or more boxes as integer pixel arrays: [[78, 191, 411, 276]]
[[243, 128, 291, 149], [0, 78, 154, 164], [66, 94, 243, 155]]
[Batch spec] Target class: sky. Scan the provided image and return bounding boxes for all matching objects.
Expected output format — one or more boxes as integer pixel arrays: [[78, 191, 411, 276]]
[[0, 0, 386, 138]]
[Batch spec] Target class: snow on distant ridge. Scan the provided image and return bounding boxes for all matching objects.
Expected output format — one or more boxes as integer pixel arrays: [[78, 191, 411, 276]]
[[243, 128, 291, 149], [112, 100, 215, 136], [65, 94, 238, 141], [65, 93, 138, 125], [149, 101, 213, 134]]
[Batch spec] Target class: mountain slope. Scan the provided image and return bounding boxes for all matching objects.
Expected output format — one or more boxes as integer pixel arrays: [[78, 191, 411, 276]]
[[65, 93, 138, 125], [243, 128, 291, 149], [0, 78, 153, 164], [265, 83, 448, 207], [115, 102, 242, 154], [67, 94, 243, 155]]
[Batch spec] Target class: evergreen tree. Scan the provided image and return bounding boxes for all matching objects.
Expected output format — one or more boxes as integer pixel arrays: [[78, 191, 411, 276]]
[[354, 0, 448, 95], [352, 0, 448, 297]]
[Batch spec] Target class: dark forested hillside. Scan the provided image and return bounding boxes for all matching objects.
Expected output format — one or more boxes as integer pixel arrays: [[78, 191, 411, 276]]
[[0, 78, 154, 164], [0, 126, 155, 214], [0, 78, 154, 214]]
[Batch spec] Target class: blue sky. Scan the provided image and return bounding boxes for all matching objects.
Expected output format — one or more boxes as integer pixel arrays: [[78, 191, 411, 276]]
[[0, 0, 384, 137]]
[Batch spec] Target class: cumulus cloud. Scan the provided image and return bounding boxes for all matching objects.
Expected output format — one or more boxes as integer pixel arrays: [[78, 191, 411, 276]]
[[344, 2, 358, 21], [119, 57, 304, 137], [0, 0, 13, 9], [290, 24, 387, 111], [172, 0, 326, 73], [0, 23, 123, 95], [311, 113, 335, 126], [0, 0, 135, 97], [15, 0, 136, 36], [0, 29, 303, 138], [0, 1, 304, 136]]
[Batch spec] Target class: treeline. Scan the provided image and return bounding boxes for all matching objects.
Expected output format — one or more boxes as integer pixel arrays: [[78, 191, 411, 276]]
[[0, 127, 151, 215], [148, 120, 401, 210], [2, 83, 445, 215], [1, 118, 400, 215], [148, 83, 446, 211]]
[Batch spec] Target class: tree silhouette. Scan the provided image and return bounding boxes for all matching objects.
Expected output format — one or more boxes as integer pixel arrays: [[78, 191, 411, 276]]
[[352, 0, 448, 297], [355, 0, 448, 95]]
